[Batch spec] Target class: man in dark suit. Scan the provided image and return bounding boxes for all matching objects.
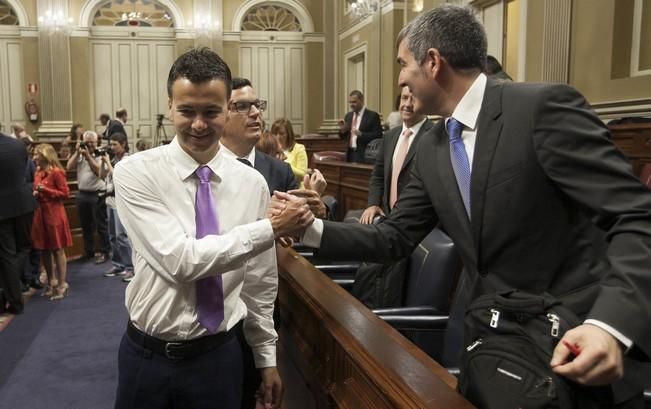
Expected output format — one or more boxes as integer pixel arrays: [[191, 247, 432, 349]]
[[0, 133, 37, 314], [105, 108, 128, 143], [338, 90, 383, 163], [360, 86, 432, 223], [284, 5, 651, 407]]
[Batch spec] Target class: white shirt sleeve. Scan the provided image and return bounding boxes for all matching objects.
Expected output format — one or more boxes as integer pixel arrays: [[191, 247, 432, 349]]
[[301, 218, 324, 248]]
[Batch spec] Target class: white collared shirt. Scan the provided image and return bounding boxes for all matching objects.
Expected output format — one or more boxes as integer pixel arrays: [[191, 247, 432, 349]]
[[446, 73, 487, 167], [114, 137, 278, 367], [391, 117, 428, 165], [350, 107, 366, 149], [220, 142, 256, 167]]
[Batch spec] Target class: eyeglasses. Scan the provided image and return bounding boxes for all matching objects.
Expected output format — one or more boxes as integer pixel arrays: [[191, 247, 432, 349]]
[[229, 99, 267, 114]]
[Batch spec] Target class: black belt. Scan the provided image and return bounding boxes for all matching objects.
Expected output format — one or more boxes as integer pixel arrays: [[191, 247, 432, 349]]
[[126, 321, 239, 360]]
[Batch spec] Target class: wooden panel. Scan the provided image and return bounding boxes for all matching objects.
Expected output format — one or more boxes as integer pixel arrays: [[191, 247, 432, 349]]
[[277, 247, 474, 409], [118, 43, 133, 110], [240, 47, 252, 80], [610, 122, 651, 177], [155, 43, 175, 138], [7, 42, 23, 122], [297, 135, 347, 168], [316, 160, 373, 220], [136, 44, 151, 123], [92, 43, 114, 123], [290, 47, 304, 128]]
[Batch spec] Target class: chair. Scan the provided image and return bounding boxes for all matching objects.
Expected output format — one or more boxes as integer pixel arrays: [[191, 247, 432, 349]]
[[639, 162, 651, 188], [363, 138, 383, 164], [321, 195, 338, 221], [374, 228, 463, 360]]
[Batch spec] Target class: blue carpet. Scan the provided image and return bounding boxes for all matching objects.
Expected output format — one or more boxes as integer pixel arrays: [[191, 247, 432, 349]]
[[0, 259, 128, 409]]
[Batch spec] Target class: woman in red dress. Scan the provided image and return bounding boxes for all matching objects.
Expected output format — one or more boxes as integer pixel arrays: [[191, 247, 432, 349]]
[[32, 143, 72, 300]]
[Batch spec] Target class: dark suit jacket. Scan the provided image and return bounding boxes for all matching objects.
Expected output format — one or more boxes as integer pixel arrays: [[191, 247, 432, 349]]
[[105, 119, 126, 141], [0, 134, 37, 220], [253, 150, 298, 194], [367, 119, 433, 212], [339, 108, 383, 162], [320, 80, 651, 399]]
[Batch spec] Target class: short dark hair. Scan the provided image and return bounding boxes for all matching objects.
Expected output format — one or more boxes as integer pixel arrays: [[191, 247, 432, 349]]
[[232, 77, 252, 91], [110, 132, 129, 152], [167, 47, 232, 99], [485, 55, 502, 75], [99, 113, 110, 122], [397, 5, 486, 72], [349, 90, 364, 99], [115, 108, 127, 119]]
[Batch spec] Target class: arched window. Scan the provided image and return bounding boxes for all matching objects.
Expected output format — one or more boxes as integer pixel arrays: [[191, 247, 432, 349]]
[[0, 0, 19, 25], [92, 0, 174, 27], [241, 5, 302, 32]]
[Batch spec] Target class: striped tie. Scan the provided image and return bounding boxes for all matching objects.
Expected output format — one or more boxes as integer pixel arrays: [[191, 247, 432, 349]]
[[447, 118, 471, 217]]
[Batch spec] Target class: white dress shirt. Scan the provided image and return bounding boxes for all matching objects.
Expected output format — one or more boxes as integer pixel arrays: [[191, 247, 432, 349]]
[[219, 142, 256, 166], [114, 137, 278, 368], [350, 107, 366, 149], [305, 74, 633, 349]]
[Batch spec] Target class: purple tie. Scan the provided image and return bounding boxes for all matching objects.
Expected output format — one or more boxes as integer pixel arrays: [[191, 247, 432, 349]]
[[195, 166, 224, 333]]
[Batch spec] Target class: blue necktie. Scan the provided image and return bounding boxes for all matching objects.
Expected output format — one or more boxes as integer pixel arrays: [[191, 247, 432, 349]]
[[195, 166, 224, 333], [447, 118, 471, 217]]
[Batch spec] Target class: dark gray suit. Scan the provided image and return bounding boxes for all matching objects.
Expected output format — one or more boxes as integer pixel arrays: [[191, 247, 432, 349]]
[[367, 119, 433, 212], [317, 79, 651, 402], [0, 134, 37, 312]]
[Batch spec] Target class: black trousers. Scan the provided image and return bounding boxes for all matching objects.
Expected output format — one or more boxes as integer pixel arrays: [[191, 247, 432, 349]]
[[346, 147, 363, 163], [0, 212, 33, 307], [115, 330, 243, 409], [76, 191, 110, 257]]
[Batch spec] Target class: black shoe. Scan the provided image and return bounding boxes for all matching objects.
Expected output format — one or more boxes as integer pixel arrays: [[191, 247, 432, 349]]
[[29, 279, 43, 290], [21, 282, 31, 294], [6, 303, 24, 315]]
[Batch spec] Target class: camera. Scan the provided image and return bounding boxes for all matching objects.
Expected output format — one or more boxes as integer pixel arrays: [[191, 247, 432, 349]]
[[79, 141, 87, 150], [94, 146, 110, 157], [156, 114, 165, 127]]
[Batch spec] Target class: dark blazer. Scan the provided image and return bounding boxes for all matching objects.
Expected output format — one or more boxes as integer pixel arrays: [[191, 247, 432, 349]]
[[367, 119, 433, 212], [254, 150, 298, 194], [105, 119, 126, 140], [0, 134, 37, 220], [319, 80, 651, 399], [339, 108, 383, 162]]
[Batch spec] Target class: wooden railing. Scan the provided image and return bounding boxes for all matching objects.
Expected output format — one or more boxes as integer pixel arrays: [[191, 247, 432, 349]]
[[277, 247, 474, 409], [314, 160, 373, 220], [609, 122, 651, 177]]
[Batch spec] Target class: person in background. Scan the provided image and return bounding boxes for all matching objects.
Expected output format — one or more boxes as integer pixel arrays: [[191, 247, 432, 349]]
[[271, 118, 307, 188], [60, 123, 84, 160], [485, 55, 512, 81], [99, 132, 134, 282], [384, 93, 403, 130], [9, 123, 26, 139], [19, 136, 42, 292], [256, 131, 285, 161], [135, 139, 151, 152], [337, 90, 383, 163], [106, 108, 128, 142], [0, 133, 37, 314], [31, 143, 72, 300]]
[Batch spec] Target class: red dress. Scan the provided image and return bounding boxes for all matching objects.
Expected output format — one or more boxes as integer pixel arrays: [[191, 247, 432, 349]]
[[31, 167, 73, 250]]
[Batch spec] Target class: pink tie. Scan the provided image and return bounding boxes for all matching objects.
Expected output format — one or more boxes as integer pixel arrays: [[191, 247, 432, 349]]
[[389, 128, 413, 209], [350, 112, 359, 147]]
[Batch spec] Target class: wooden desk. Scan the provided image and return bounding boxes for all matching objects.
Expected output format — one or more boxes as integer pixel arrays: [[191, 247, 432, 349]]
[[316, 160, 373, 220], [609, 123, 651, 177], [297, 134, 347, 168], [277, 247, 474, 409]]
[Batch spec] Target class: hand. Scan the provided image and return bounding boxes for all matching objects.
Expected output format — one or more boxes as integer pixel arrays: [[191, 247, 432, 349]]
[[550, 324, 624, 385], [352, 129, 361, 136], [288, 189, 327, 219], [267, 191, 314, 238], [338, 119, 348, 132], [276, 236, 294, 247], [359, 206, 385, 224], [303, 169, 327, 195], [255, 367, 283, 409]]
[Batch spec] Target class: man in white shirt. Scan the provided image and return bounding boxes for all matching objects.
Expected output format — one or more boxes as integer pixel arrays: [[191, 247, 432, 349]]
[[113, 47, 312, 409], [9, 122, 26, 139], [276, 5, 651, 408]]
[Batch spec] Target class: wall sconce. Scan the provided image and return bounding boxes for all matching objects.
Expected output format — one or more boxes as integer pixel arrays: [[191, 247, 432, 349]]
[[188, 16, 220, 38], [38, 9, 74, 35], [347, 0, 379, 19]]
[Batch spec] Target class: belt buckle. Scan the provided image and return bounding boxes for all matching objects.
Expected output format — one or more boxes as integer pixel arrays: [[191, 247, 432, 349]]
[[164, 342, 185, 360]]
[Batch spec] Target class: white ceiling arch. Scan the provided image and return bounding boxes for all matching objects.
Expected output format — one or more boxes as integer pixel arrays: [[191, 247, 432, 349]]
[[78, 0, 185, 29], [231, 0, 315, 32], [3, 0, 29, 26]]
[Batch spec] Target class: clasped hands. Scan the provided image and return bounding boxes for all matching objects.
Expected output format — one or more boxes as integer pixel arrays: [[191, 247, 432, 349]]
[[266, 191, 314, 244]]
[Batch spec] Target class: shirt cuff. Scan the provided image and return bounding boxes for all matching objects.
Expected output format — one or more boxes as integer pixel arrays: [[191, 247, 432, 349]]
[[301, 218, 324, 248], [252, 345, 277, 368], [246, 218, 275, 251], [584, 319, 633, 351]]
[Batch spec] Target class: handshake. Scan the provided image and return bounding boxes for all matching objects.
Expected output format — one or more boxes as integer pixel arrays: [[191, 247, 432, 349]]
[[266, 191, 315, 243]]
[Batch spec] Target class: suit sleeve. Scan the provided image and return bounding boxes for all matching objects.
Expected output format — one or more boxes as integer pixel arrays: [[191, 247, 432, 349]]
[[320, 147, 439, 262], [532, 84, 651, 359], [358, 111, 384, 145], [367, 135, 386, 207], [282, 161, 298, 191]]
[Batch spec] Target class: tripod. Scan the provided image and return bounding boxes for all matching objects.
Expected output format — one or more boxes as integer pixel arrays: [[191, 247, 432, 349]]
[[153, 117, 168, 146]]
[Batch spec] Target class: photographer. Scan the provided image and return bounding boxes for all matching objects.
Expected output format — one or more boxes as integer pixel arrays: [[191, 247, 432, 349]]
[[99, 132, 133, 282], [66, 130, 110, 263]]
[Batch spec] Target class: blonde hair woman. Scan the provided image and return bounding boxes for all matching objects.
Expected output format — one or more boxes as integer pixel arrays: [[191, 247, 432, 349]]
[[271, 118, 307, 187], [31, 144, 72, 300]]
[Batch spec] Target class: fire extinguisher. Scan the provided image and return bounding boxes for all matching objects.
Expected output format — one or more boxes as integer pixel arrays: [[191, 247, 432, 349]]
[[25, 98, 39, 124]]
